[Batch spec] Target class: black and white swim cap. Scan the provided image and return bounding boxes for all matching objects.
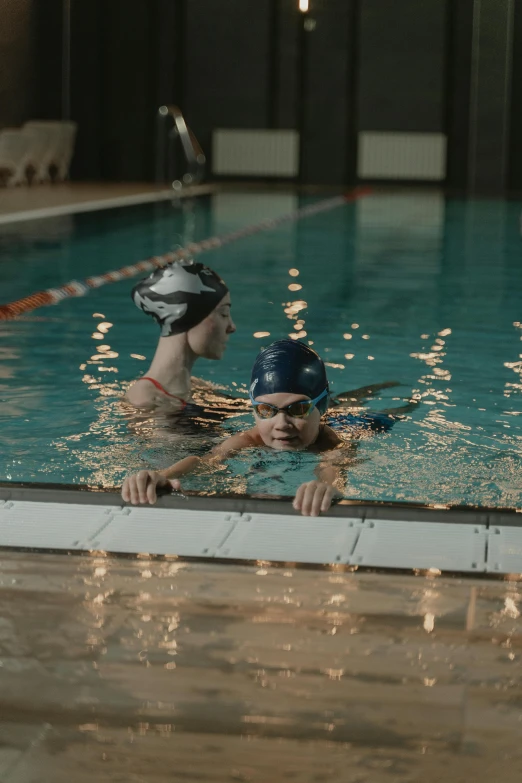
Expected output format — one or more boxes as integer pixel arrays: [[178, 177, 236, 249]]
[[131, 261, 229, 337]]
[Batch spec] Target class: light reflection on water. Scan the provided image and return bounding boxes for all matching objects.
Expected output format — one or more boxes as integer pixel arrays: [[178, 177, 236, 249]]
[[1, 194, 522, 507], [1, 363, 521, 507], [21, 382, 522, 508], [0, 551, 521, 780]]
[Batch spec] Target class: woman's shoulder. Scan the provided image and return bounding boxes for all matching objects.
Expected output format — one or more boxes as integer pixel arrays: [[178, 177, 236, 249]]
[[123, 381, 157, 408], [124, 377, 192, 409]]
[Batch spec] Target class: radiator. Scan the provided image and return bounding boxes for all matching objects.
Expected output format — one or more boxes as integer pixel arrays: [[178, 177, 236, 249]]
[[212, 129, 299, 177], [357, 132, 447, 180]]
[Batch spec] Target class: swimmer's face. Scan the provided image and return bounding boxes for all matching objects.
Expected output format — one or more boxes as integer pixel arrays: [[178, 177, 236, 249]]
[[187, 293, 236, 360], [253, 392, 322, 451]]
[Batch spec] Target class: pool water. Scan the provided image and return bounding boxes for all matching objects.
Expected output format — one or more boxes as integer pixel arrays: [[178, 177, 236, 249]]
[[1, 190, 521, 507]]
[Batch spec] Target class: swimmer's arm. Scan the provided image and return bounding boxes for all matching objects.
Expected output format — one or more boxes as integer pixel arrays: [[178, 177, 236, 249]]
[[159, 428, 261, 479], [293, 429, 351, 516], [314, 448, 347, 494], [293, 450, 345, 517], [122, 429, 262, 504], [208, 428, 262, 460]]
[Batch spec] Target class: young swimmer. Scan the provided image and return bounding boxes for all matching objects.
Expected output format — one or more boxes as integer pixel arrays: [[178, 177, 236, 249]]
[[122, 339, 350, 516], [125, 260, 402, 423], [124, 260, 236, 410]]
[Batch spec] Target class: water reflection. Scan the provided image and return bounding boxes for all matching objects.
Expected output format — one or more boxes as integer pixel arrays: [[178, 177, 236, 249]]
[[1, 552, 521, 780], [1, 194, 522, 507]]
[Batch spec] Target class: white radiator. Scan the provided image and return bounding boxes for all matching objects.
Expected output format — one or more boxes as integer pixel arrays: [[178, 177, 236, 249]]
[[357, 132, 447, 180], [212, 129, 299, 177]]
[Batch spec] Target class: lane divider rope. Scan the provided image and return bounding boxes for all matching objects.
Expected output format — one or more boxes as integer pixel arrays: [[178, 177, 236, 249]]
[[0, 187, 371, 321]]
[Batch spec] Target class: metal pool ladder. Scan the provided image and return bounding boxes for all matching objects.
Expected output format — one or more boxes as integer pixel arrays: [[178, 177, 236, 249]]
[[156, 104, 206, 190]]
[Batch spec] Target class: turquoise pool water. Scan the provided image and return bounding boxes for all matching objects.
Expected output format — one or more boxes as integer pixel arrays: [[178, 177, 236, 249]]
[[1, 190, 521, 507]]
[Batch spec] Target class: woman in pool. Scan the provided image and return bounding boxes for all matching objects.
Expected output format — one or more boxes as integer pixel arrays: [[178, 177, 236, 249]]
[[124, 260, 236, 410], [125, 259, 402, 422], [121, 339, 410, 516]]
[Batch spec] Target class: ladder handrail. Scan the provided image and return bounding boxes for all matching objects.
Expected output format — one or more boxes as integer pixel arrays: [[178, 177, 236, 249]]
[[156, 104, 206, 188]]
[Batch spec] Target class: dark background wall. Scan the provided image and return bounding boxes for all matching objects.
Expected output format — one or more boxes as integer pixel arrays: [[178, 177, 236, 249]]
[[70, 0, 171, 181], [509, 1, 522, 194], [357, 0, 447, 134], [0, 0, 64, 127], [0, 0, 36, 128], [185, 0, 272, 155], [0, 0, 519, 194], [299, 0, 357, 185], [445, 0, 474, 195]]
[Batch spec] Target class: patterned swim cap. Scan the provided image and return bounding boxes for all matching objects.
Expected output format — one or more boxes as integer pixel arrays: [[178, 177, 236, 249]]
[[131, 260, 228, 337]]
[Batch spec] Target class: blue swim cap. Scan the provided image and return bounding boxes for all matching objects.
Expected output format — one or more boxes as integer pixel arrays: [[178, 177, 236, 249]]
[[250, 339, 329, 413]]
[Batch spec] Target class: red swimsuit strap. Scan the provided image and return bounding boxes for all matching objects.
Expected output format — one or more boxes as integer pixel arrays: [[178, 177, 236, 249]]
[[140, 377, 188, 408]]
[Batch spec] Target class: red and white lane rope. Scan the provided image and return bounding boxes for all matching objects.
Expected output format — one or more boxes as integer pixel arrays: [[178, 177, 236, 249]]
[[0, 187, 371, 321]]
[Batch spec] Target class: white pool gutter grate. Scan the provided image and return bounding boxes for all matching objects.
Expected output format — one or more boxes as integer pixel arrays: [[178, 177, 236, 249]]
[[213, 513, 363, 563], [89, 507, 242, 557], [0, 500, 116, 550], [350, 519, 487, 572], [487, 525, 522, 574], [0, 495, 520, 575]]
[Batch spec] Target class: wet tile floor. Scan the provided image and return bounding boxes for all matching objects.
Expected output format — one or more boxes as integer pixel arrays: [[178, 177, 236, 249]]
[[0, 551, 520, 782]]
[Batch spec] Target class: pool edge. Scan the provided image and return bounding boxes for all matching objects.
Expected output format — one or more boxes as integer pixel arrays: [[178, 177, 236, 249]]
[[0, 481, 520, 526]]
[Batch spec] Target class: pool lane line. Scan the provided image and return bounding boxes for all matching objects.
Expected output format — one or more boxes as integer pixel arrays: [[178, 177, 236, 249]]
[[0, 187, 371, 321]]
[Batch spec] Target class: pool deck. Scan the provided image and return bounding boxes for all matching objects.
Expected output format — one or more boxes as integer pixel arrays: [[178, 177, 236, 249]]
[[0, 182, 215, 225]]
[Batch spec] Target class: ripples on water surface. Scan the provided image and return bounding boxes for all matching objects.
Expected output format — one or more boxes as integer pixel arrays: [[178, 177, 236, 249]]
[[1, 192, 522, 507], [0, 552, 521, 781]]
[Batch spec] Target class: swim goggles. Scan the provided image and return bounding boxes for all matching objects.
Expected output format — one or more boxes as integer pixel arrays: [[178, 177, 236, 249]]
[[249, 388, 328, 419]]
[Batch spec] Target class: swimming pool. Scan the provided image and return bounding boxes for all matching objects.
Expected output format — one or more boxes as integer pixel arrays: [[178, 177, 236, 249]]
[[1, 189, 521, 508]]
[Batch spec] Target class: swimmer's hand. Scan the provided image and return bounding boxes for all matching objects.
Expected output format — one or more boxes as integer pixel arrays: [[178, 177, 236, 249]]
[[121, 471, 182, 505], [293, 481, 342, 517]]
